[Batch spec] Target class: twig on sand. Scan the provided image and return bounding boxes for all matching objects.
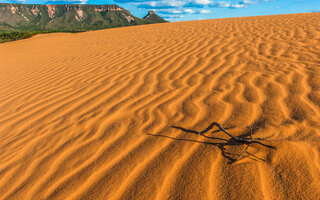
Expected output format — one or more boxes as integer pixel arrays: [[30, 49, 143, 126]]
[[199, 122, 277, 164]]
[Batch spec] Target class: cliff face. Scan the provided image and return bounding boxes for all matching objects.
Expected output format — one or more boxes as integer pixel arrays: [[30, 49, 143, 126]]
[[0, 3, 166, 32]]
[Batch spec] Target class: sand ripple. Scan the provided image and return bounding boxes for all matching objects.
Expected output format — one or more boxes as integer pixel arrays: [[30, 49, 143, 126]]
[[0, 13, 320, 199]]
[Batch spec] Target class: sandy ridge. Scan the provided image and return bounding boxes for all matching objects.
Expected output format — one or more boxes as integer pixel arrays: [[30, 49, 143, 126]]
[[0, 13, 320, 199]]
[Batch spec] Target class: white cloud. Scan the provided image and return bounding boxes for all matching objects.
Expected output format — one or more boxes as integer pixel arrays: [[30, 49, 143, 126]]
[[200, 9, 211, 14], [149, 2, 157, 7], [215, 1, 231, 8], [156, 8, 210, 15], [230, 3, 246, 8], [194, 0, 212, 5], [44, 0, 88, 4], [184, 8, 196, 14], [156, 8, 196, 14], [166, 1, 186, 7], [242, 0, 258, 4], [134, 1, 186, 8]]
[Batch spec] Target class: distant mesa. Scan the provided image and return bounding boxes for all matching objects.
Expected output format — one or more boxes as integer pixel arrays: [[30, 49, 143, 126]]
[[0, 3, 167, 33], [143, 10, 167, 23]]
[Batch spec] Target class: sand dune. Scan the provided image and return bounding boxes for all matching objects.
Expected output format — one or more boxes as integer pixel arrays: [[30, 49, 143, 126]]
[[0, 13, 320, 199]]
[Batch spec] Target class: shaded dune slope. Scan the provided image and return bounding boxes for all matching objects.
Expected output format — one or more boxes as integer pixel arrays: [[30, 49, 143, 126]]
[[0, 13, 320, 199]]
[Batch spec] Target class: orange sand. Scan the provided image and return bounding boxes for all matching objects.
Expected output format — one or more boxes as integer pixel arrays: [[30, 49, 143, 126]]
[[0, 13, 320, 200]]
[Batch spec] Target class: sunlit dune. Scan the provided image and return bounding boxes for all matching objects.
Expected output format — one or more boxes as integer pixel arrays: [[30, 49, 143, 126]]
[[0, 13, 320, 200]]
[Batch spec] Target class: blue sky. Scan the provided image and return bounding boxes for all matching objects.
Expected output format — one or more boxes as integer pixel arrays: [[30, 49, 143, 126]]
[[1, 0, 320, 21]]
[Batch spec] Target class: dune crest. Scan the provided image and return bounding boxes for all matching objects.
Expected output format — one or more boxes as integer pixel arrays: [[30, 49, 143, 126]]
[[0, 13, 320, 200]]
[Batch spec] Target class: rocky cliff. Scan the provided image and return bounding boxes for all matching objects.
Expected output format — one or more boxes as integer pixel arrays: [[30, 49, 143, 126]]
[[0, 3, 167, 32]]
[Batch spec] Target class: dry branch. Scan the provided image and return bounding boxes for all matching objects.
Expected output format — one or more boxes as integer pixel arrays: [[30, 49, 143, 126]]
[[200, 122, 277, 163]]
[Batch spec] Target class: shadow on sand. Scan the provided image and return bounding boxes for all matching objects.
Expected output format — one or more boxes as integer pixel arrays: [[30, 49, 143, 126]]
[[147, 125, 269, 164]]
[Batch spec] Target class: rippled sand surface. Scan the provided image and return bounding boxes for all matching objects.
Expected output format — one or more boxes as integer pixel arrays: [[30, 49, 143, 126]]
[[0, 13, 320, 200]]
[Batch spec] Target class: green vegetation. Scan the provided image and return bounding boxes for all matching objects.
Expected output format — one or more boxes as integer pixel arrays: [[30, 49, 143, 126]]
[[0, 31, 37, 43], [0, 30, 83, 43], [0, 29, 87, 43]]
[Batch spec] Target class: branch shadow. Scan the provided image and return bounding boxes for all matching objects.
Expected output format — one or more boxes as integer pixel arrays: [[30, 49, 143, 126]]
[[148, 125, 265, 164], [171, 126, 234, 140]]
